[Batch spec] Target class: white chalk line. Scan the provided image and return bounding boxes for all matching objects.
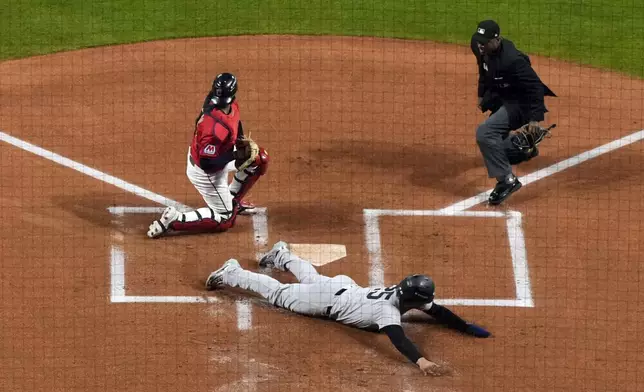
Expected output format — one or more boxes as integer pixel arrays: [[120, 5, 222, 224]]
[[235, 206, 269, 331], [108, 206, 166, 214], [363, 209, 533, 307], [251, 207, 269, 260], [362, 209, 507, 288], [506, 211, 533, 306], [0, 130, 256, 329], [364, 209, 506, 218], [0, 131, 190, 211], [383, 129, 644, 307], [435, 298, 532, 307], [236, 299, 253, 331], [7, 128, 641, 311], [363, 213, 383, 287], [107, 206, 261, 330], [108, 221, 221, 303], [111, 295, 219, 303], [108, 296, 528, 306], [440, 129, 644, 213], [110, 245, 126, 298]]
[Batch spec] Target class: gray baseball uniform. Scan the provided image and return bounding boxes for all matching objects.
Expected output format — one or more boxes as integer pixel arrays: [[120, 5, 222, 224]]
[[220, 250, 429, 330]]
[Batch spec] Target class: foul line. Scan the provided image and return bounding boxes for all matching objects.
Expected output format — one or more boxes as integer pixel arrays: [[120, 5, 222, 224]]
[[440, 129, 644, 213], [0, 130, 258, 328], [0, 131, 190, 210]]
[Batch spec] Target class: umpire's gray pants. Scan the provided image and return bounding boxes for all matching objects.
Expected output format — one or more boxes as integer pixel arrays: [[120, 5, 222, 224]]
[[476, 106, 518, 179]]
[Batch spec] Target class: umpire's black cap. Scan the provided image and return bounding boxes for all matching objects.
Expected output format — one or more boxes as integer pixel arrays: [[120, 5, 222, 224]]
[[473, 20, 501, 43]]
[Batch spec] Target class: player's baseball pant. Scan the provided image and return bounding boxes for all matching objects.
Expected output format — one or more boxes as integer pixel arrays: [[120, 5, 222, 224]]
[[185, 148, 252, 215], [476, 105, 525, 179], [222, 254, 355, 317]]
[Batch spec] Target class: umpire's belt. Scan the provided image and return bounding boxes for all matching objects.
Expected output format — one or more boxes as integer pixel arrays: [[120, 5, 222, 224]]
[[323, 288, 347, 319]]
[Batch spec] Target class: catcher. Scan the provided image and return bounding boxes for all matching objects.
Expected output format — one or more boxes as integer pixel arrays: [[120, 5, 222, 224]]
[[471, 20, 557, 205], [147, 72, 269, 238]]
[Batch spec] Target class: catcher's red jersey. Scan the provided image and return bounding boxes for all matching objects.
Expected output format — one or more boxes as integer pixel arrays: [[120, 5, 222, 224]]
[[190, 102, 241, 168]]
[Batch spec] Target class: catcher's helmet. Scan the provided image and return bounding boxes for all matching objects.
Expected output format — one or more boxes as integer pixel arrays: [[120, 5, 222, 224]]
[[209, 72, 238, 107], [397, 274, 435, 310]]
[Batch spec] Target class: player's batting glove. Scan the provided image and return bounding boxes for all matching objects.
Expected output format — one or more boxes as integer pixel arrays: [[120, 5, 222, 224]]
[[465, 323, 491, 338]]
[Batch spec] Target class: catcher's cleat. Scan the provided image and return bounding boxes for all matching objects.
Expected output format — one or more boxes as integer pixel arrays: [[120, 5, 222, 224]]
[[512, 123, 556, 151], [488, 178, 522, 205], [147, 206, 181, 238], [205, 259, 241, 290], [236, 199, 257, 215], [259, 241, 290, 271]]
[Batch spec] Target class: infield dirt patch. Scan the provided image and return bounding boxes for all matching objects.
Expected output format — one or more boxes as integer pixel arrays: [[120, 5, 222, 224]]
[[1, 35, 643, 391]]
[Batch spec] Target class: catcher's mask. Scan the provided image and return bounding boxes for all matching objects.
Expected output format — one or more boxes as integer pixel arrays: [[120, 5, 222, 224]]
[[209, 73, 238, 108], [396, 274, 435, 310]]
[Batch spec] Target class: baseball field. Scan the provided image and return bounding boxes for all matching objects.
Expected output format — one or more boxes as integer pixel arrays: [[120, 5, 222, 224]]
[[1, 1, 643, 391]]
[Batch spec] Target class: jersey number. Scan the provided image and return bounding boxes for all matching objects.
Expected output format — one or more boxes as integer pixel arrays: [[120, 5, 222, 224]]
[[366, 286, 397, 300]]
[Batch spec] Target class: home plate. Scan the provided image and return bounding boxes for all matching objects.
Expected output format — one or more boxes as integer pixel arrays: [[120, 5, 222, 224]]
[[289, 244, 347, 266]]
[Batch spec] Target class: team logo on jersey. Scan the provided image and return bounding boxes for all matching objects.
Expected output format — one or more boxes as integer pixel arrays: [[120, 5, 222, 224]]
[[203, 145, 216, 155]]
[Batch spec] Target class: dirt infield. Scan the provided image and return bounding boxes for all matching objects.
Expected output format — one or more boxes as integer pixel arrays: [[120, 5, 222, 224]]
[[1, 35, 643, 392]]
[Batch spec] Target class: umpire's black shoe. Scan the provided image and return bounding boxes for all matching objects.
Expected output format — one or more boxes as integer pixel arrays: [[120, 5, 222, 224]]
[[488, 178, 522, 205]]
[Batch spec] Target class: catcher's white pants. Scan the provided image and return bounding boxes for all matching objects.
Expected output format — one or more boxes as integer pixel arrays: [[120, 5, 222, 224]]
[[186, 148, 252, 215], [222, 253, 355, 317]]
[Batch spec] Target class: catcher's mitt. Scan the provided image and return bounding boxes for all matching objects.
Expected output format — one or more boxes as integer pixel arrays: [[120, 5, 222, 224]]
[[512, 123, 556, 151], [234, 133, 260, 171]]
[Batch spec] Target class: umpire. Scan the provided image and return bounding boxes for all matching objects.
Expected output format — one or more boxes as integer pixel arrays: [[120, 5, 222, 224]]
[[471, 20, 557, 205]]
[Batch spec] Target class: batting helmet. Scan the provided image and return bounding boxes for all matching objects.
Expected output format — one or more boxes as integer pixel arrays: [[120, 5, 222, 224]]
[[209, 72, 238, 108], [397, 274, 435, 310]]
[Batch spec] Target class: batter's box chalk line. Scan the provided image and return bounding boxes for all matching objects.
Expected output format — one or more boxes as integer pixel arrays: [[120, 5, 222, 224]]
[[363, 209, 533, 308], [2, 128, 643, 311], [108, 206, 267, 331]]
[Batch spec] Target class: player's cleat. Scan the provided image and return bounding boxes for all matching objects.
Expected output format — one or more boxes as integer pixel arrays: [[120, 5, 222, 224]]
[[205, 259, 241, 290], [488, 178, 522, 205], [147, 206, 181, 238], [236, 199, 256, 215], [259, 241, 290, 271]]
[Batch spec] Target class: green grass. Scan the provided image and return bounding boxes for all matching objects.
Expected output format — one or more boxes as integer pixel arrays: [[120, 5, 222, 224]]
[[2, 0, 643, 77]]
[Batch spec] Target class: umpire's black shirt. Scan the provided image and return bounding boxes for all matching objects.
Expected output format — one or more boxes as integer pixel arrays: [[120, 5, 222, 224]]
[[470, 37, 556, 125]]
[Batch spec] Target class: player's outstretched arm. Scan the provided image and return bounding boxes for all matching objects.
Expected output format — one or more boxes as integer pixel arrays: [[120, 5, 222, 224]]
[[380, 325, 444, 376], [422, 303, 491, 338]]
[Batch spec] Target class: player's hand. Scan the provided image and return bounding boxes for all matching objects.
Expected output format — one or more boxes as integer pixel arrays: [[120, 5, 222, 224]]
[[416, 357, 444, 376], [527, 120, 540, 134], [477, 97, 483, 109], [465, 323, 491, 338]]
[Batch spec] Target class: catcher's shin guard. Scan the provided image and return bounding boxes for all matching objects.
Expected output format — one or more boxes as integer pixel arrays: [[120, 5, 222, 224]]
[[169, 206, 239, 233], [230, 147, 269, 202]]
